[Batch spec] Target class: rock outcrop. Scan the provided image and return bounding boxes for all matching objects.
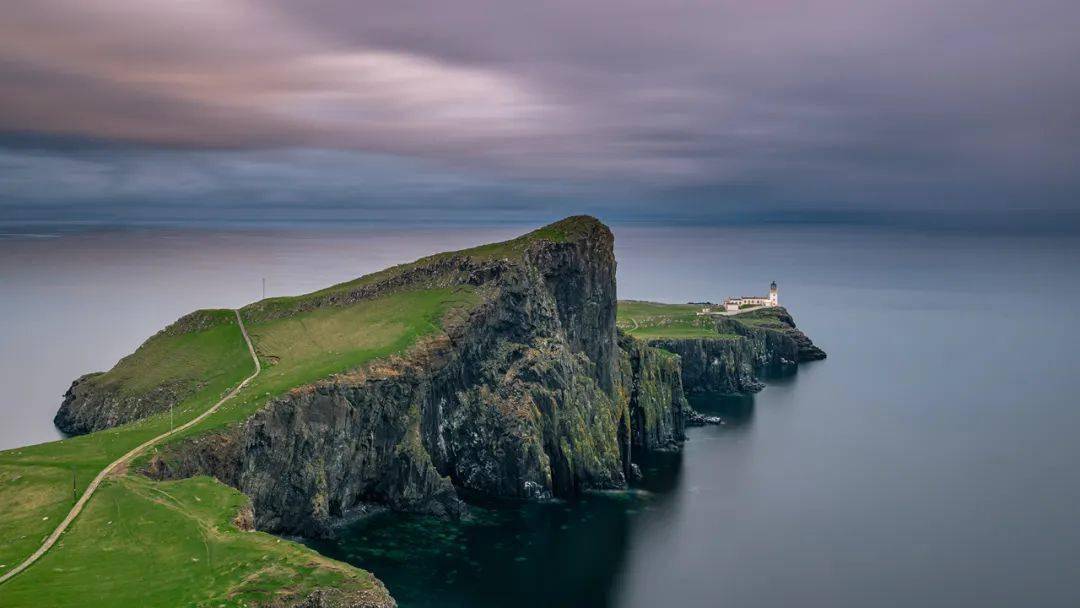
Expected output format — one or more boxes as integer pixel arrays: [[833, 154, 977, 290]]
[[617, 332, 688, 455], [645, 308, 825, 397], [647, 337, 767, 395], [285, 587, 396, 608]]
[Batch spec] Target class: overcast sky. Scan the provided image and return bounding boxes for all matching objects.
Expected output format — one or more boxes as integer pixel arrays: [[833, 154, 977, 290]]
[[2, 0, 1078, 226]]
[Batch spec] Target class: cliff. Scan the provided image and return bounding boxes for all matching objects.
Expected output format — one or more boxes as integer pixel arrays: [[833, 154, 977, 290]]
[[621, 304, 825, 397], [137, 216, 638, 536], [617, 332, 688, 455], [57, 217, 823, 544]]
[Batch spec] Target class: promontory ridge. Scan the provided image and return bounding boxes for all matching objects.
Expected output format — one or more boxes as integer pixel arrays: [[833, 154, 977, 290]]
[[0, 216, 824, 607]]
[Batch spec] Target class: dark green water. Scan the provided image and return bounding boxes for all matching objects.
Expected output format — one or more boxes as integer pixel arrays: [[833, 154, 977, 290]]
[[303, 395, 750, 608], [305, 480, 670, 608]]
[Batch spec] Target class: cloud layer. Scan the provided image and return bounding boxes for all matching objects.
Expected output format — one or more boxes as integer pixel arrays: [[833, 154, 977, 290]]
[[2, 0, 1078, 220]]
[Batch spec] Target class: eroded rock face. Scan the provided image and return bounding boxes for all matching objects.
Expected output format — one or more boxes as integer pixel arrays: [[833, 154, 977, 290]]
[[768, 308, 828, 362], [648, 337, 768, 395], [284, 586, 397, 608], [617, 333, 688, 455], [645, 309, 825, 396], [54, 372, 186, 436], [148, 218, 634, 536]]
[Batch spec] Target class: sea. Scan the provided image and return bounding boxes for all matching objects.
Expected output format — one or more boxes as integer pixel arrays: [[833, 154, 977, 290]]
[[1, 220, 1078, 607]]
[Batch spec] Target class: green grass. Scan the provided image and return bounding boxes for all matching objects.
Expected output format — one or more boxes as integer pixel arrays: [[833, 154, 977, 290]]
[[0, 315, 254, 570], [0, 290, 416, 605], [0, 475, 383, 607], [244, 215, 597, 322], [617, 300, 702, 320], [0, 217, 583, 602], [71, 309, 246, 401], [617, 300, 737, 340], [249, 287, 477, 399], [164, 286, 479, 439], [617, 300, 792, 340], [2, 285, 478, 576]]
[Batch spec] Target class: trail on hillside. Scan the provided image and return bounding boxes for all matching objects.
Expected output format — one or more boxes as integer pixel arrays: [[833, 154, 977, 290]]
[[0, 310, 261, 586]]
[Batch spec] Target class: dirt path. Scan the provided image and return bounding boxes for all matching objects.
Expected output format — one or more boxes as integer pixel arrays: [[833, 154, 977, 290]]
[[717, 305, 766, 316], [0, 310, 260, 586]]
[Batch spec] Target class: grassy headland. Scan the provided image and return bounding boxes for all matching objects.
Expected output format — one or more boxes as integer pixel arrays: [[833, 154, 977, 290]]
[[0, 217, 607, 605], [2, 259, 487, 603], [617, 300, 742, 340], [245, 214, 594, 319]]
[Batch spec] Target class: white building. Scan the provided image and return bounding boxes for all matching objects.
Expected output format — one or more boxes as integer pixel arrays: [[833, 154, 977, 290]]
[[722, 282, 778, 312]]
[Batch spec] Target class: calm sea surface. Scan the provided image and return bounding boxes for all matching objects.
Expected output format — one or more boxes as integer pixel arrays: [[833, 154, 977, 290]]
[[1, 222, 1078, 607]]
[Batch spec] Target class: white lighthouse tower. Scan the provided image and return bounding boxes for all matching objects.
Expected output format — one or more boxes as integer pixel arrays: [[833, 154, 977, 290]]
[[769, 281, 778, 306]]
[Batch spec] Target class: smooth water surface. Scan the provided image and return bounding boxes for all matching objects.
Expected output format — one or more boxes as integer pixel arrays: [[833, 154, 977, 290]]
[[2, 222, 1078, 607]]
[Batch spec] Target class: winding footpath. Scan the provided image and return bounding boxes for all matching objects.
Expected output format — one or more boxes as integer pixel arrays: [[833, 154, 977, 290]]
[[0, 310, 261, 586]]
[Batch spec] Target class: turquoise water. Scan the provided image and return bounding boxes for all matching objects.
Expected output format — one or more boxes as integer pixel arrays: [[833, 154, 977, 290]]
[[2, 223, 1078, 606]]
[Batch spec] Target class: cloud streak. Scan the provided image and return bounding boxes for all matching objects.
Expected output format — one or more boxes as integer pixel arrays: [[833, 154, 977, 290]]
[[1, 0, 1078, 219]]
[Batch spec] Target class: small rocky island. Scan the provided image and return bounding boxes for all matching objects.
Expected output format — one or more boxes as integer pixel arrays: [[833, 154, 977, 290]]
[[43, 216, 824, 607]]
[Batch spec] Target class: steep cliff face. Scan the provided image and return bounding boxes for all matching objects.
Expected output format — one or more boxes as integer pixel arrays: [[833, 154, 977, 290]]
[[646, 337, 768, 395], [54, 372, 114, 435], [645, 308, 825, 395], [765, 308, 828, 362], [146, 217, 636, 536], [617, 332, 688, 455]]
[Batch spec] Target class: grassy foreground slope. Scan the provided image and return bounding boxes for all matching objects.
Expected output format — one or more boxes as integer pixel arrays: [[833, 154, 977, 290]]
[[0, 288, 467, 604], [1, 287, 474, 603], [0, 314, 254, 571], [0, 476, 384, 607]]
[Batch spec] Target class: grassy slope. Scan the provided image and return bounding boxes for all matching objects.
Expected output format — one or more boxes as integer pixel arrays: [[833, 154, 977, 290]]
[[75, 309, 245, 399], [1, 287, 473, 603], [2, 289, 478, 604], [0, 314, 253, 570], [161, 286, 478, 441], [0, 476, 382, 607], [617, 300, 741, 340], [1, 287, 477, 602], [246, 214, 587, 317], [0, 218, 585, 602]]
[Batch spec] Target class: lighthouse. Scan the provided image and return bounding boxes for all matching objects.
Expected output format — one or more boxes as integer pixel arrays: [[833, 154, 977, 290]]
[[769, 281, 778, 306]]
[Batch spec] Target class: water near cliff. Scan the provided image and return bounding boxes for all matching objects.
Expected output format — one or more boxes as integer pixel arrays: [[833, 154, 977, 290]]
[[2, 222, 1079, 607]]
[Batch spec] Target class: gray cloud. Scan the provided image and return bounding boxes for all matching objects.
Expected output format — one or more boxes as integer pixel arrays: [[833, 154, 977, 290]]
[[1, 0, 1078, 219]]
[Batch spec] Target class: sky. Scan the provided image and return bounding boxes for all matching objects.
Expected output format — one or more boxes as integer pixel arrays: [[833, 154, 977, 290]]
[[1, 0, 1078, 227]]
